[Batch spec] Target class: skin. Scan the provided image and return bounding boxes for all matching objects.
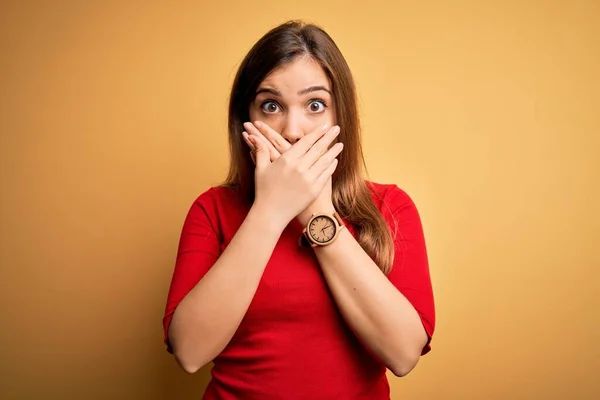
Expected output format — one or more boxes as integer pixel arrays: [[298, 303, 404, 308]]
[[170, 56, 427, 377], [246, 56, 338, 224]]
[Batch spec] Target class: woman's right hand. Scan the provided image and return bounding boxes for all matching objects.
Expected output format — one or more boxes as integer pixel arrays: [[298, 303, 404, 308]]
[[244, 124, 343, 228]]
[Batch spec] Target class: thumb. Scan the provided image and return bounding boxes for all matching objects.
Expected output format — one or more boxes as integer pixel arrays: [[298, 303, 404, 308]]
[[249, 136, 269, 170]]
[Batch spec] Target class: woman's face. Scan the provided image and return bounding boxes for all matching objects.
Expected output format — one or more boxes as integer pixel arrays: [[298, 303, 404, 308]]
[[248, 56, 336, 144]]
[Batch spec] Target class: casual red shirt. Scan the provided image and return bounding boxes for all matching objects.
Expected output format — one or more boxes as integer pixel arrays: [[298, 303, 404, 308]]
[[163, 182, 435, 399]]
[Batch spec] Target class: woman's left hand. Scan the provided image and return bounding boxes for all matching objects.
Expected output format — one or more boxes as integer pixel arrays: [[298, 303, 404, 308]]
[[242, 121, 336, 226]]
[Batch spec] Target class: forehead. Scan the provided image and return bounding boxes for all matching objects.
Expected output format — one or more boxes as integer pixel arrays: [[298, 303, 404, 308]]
[[259, 56, 330, 92]]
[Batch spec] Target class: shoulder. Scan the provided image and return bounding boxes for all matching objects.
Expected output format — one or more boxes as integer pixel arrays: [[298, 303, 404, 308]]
[[366, 181, 416, 217], [186, 185, 247, 219], [192, 185, 240, 206]]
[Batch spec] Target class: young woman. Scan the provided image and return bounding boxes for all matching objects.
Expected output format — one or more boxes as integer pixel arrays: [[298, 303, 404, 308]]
[[163, 20, 435, 399]]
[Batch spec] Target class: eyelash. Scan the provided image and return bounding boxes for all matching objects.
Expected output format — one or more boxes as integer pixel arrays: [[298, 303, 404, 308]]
[[259, 99, 328, 114]]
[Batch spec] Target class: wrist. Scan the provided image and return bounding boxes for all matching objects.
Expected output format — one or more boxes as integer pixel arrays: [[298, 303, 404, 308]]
[[297, 201, 336, 227], [249, 201, 289, 234]]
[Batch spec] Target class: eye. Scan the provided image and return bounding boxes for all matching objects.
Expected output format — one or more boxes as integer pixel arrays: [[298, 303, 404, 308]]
[[307, 99, 327, 113], [260, 101, 281, 114]]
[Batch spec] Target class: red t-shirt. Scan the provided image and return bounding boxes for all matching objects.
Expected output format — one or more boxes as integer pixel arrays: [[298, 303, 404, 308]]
[[163, 182, 435, 399]]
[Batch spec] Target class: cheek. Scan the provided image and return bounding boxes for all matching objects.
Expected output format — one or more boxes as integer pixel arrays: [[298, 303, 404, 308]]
[[299, 110, 336, 134], [248, 107, 260, 123], [317, 108, 336, 128], [330, 107, 337, 125], [326, 112, 336, 126]]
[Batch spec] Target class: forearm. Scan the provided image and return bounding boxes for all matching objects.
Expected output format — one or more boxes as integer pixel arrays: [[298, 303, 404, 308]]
[[169, 205, 284, 373], [314, 229, 428, 377]]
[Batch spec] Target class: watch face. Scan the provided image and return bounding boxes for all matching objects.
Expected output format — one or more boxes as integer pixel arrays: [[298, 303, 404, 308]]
[[308, 215, 337, 244]]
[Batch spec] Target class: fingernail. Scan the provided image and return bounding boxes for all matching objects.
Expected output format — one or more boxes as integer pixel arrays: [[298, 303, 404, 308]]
[[254, 121, 262, 128], [243, 122, 252, 130], [333, 126, 341, 135]]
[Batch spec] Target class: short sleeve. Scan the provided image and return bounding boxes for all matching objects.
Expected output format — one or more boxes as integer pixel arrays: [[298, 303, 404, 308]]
[[162, 189, 222, 353], [382, 186, 435, 355]]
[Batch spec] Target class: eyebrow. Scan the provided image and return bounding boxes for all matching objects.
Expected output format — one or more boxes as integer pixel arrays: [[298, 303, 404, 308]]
[[255, 85, 331, 96]]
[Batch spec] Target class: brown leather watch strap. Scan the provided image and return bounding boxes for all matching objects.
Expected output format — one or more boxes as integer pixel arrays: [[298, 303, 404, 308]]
[[298, 232, 311, 248]]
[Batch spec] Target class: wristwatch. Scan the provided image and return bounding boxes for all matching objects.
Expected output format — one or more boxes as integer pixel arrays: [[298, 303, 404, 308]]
[[299, 212, 345, 248]]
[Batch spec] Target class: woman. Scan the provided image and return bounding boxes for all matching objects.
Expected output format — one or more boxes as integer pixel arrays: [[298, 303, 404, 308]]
[[163, 20, 435, 399]]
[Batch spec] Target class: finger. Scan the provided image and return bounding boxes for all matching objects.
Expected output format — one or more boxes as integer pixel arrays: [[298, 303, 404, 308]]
[[243, 123, 281, 161], [242, 131, 259, 165], [308, 142, 343, 179], [285, 124, 334, 159], [248, 136, 269, 170], [299, 126, 341, 169], [314, 158, 339, 191], [254, 132, 281, 162], [242, 131, 255, 151], [254, 121, 291, 153]]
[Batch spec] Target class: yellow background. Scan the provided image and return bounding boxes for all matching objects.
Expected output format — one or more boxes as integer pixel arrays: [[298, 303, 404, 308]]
[[1, 1, 598, 399]]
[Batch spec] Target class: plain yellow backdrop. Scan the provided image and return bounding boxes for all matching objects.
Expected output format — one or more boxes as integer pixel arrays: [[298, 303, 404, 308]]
[[1, 1, 598, 399]]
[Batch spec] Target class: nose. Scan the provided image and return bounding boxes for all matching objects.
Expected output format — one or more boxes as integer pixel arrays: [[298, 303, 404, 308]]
[[280, 113, 305, 144]]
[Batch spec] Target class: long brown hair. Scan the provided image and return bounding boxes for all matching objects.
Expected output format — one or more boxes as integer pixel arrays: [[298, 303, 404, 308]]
[[224, 20, 395, 274]]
